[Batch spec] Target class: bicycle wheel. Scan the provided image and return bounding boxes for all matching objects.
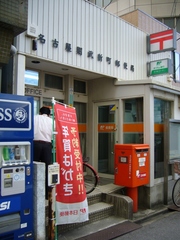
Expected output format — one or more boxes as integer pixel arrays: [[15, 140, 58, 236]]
[[172, 178, 180, 207], [83, 162, 99, 194]]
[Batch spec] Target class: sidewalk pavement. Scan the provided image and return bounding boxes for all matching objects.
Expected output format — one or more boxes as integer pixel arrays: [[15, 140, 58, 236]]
[[56, 178, 173, 239], [133, 204, 169, 223], [57, 203, 170, 240]]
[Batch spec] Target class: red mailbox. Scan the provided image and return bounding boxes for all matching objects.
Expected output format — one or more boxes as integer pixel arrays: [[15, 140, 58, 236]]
[[114, 144, 150, 212]]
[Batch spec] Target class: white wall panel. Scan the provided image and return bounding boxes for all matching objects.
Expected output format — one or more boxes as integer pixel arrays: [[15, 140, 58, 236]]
[[53, 0, 60, 61], [17, 0, 155, 80]]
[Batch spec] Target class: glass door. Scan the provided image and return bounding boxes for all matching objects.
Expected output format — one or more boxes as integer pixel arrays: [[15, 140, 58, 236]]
[[95, 101, 118, 176], [34, 97, 40, 115]]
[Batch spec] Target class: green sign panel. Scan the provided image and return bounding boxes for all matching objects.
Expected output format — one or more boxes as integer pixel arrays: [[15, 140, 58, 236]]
[[151, 67, 168, 75], [149, 59, 171, 76]]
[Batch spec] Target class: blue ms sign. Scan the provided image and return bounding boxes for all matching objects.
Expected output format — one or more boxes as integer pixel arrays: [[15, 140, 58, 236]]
[[0, 196, 21, 215], [0, 100, 31, 130]]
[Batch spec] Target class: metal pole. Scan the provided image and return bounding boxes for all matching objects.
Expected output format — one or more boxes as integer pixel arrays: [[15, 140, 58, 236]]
[[48, 186, 56, 240], [47, 97, 57, 240], [163, 105, 169, 205]]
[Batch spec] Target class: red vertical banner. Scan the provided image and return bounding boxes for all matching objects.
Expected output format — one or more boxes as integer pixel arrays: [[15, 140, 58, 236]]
[[54, 103, 89, 224]]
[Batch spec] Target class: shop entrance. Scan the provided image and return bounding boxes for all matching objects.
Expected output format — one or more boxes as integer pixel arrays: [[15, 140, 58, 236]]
[[95, 101, 118, 177]]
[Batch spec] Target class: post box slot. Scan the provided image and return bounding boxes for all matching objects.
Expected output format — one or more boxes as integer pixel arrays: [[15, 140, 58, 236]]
[[135, 148, 149, 153]]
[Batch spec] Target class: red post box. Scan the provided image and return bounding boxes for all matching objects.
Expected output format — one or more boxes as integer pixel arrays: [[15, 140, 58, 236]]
[[114, 144, 150, 212]]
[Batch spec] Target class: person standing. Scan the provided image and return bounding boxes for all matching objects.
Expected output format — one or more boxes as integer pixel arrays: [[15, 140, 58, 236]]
[[33, 106, 53, 200]]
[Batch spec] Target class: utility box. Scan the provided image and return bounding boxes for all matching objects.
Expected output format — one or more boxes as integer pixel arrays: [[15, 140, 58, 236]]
[[114, 144, 150, 188]]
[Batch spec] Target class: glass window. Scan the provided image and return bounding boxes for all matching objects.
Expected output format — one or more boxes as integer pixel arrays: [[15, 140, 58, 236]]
[[156, 18, 163, 23], [154, 98, 171, 124], [45, 74, 63, 90], [74, 102, 86, 123], [95, 0, 111, 7], [98, 105, 115, 123], [176, 17, 180, 33], [43, 98, 63, 116], [25, 70, 39, 86], [104, 0, 111, 7], [169, 120, 180, 162], [154, 98, 172, 178], [123, 98, 143, 144], [74, 80, 86, 94], [34, 99, 40, 115], [124, 133, 143, 144], [98, 104, 116, 174], [74, 102, 87, 157], [124, 98, 143, 123], [96, 0, 103, 7], [173, 52, 180, 82], [164, 18, 174, 29]]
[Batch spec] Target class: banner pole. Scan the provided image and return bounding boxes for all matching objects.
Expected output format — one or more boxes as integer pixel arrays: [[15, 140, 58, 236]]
[[52, 97, 56, 164], [47, 97, 57, 240]]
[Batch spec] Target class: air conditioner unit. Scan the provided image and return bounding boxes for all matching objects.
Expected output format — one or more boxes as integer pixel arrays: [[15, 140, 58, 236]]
[[27, 24, 38, 38]]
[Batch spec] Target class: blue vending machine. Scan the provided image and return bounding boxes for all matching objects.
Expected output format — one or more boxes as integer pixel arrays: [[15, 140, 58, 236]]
[[0, 93, 34, 239]]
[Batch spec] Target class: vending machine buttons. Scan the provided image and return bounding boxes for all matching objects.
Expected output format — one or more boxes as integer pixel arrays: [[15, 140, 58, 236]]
[[26, 167, 31, 176]]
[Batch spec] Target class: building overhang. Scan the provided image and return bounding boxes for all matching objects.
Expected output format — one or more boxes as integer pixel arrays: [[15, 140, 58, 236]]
[[114, 78, 180, 95]]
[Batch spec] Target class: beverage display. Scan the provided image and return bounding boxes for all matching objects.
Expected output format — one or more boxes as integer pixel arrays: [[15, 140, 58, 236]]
[[1, 143, 29, 166], [8, 146, 15, 160], [3, 146, 9, 160], [15, 145, 20, 160], [20, 146, 26, 160]]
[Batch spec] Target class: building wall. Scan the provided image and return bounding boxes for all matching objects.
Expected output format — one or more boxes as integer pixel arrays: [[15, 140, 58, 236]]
[[0, 27, 14, 65], [120, 10, 180, 52], [87, 76, 180, 207], [106, 0, 180, 18], [0, 0, 28, 65], [88, 77, 180, 170], [12, 0, 180, 208], [120, 10, 168, 33], [16, 0, 151, 81], [15, 0, 176, 89]]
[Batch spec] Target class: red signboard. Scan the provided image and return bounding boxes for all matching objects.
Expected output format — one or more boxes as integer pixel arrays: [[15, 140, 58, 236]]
[[54, 103, 88, 224], [147, 29, 176, 53]]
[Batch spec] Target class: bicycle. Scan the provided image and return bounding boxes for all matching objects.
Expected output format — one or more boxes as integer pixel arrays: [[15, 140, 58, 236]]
[[83, 157, 99, 194], [172, 161, 180, 207]]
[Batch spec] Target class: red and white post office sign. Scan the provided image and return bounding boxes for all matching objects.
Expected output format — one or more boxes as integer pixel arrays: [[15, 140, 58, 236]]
[[147, 29, 176, 54]]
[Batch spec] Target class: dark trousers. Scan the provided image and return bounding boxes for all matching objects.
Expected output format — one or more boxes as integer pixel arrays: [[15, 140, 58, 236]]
[[33, 141, 52, 199]]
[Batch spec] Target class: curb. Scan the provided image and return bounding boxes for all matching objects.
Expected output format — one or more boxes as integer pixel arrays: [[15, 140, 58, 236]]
[[133, 206, 169, 224]]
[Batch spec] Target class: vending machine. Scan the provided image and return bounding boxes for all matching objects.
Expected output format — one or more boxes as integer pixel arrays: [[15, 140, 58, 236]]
[[0, 93, 34, 239]]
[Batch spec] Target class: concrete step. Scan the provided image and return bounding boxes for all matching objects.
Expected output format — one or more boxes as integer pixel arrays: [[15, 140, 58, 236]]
[[46, 183, 128, 238], [57, 202, 114, 233], [87, 192, 102, 206], [58, 215, 126, 240]]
